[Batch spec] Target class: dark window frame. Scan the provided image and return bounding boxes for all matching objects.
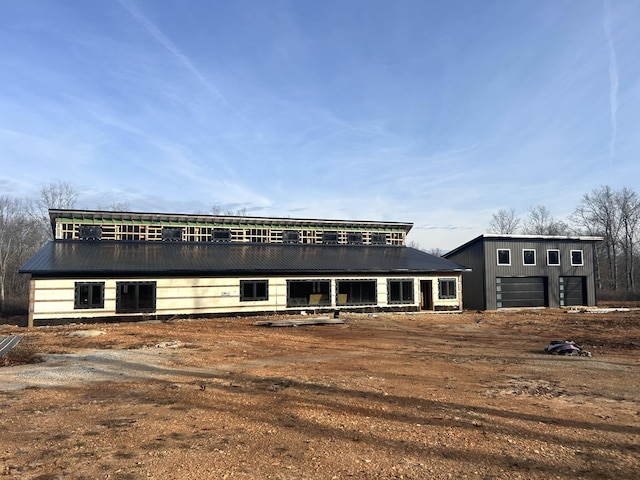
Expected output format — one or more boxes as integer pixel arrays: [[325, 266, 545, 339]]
[[79, 225, 102, 240], [347, 232, 363, 244], [388, 279, 414, 304], [282, 230, 300, 243], [74, 282, 105, 309], [162, 227, 183, 242], [336, 279, 377, 306], [212, 228, 231, 242], [322, 231, 339, 244], [240, 280, 269, 301], [438, 278, 457, 299], [286, 280, 331, 307], [371, 233, 387, 245], [116, 281, 156, 313]]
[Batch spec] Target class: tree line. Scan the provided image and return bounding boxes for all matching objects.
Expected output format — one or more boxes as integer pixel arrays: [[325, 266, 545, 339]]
[[488, 185, 639, 298], [1, 183, 638, 315]]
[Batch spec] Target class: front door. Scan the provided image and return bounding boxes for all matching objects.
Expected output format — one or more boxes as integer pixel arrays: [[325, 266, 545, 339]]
[[420, 280, 433, 310]]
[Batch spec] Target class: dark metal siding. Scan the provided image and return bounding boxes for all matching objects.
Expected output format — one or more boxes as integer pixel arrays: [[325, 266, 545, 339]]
[[445, 236, 599, 310], [443, 239, 484, 310]]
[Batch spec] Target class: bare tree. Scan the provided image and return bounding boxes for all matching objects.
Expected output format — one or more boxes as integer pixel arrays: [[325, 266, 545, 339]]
[[0, 197, 42, 313], [30, 181, 79, 240], [523, 205, 570, 235], [572, 186, 622, 291], [37, 181, 78, 210], [97, 201, 130, 212], [407, 240, 423, 251], [211, 205, 248, 216], [427, 247, 444, 257], [618, 187, 640, 292], [488, 208, 521, 234]]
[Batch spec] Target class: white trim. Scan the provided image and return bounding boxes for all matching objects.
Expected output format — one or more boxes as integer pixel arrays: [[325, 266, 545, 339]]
[[570, 250, 584, 266], [497, 248, 511, 266], [522, 249, 536, 266], [547, 249, 560, 266]]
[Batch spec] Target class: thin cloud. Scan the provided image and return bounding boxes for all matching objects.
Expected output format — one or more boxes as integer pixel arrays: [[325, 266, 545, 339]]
[[117, 0, 239, 117], [603, 0, 618, 161]]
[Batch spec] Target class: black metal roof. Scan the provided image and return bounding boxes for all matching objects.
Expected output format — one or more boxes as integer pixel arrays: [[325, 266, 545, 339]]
[[20, 241, 470, 277]]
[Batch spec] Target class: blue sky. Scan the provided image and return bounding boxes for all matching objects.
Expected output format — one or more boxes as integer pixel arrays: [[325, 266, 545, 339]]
[[1, 0, 639, 250]]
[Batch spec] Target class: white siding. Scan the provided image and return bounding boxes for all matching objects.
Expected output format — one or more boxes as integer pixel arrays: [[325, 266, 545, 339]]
[[28, 273, 463, 322]]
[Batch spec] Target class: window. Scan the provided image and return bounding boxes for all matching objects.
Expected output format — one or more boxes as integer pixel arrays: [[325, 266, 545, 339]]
[[116, 282, 156, 313], [371, 233, 387, 245], [282, 230, 300, 243], [438, 278, 457, 299], [497, 249, 511, 265], [162, 227, 183, 241], [287, 280, 330, 307], [212, 228, 231, 242], [322, 231, 339, 244], [571, 250, 584, 266], [523, 249, 536, 266], [74, 282, 104, 309], [336, 280, 377, 305], [388, 279, 414, 304], [79, 225, 102, 240], [347, 232, 363, 244], [240, 280, 269, 301], [547, 249, 560, 266]]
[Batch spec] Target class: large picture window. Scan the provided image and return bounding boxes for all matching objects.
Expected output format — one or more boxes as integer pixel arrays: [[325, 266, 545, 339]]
[[388, 279, 414, 304], [116, 282, 156, 313], [162, 227, 183, 241], [79, 225, 102, 240], [322, 231, 339, 244], [282, 230, 300, 243], [240, 280, 269, 301], [336, 280, 377, 305], [438, 278, 457, 299], [347, 232, 363, 244], [371, 233, 387, 245], [74, 282, 105, 309], [287, 280, 330, 307], [212, 228, 231, 242]]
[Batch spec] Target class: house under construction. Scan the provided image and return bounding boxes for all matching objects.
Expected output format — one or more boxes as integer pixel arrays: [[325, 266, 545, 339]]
[[19, 209, 470, 325]]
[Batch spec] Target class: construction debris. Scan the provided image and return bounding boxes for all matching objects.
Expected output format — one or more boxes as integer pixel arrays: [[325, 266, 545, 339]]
[[544, 340, 592, 357], [254, 317, 344, 327]]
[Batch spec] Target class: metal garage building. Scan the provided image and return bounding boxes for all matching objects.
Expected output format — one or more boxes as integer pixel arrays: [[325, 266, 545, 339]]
[[443, 234, 602, 310]]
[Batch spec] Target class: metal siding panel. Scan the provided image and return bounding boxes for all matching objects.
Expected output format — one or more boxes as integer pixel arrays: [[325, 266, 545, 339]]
[[444, 239, 484, 310]]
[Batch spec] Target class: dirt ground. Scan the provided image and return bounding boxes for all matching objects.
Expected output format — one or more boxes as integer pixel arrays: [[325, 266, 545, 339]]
[[1, 306, 639, 480]]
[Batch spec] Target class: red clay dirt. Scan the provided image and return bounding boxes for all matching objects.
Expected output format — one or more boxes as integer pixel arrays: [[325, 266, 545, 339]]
[[1, 307, 639, 479]]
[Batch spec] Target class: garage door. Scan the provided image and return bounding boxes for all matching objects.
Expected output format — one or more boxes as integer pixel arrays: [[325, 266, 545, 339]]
[[496, 277, 547, 308], [560, 276, 586, 306]]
